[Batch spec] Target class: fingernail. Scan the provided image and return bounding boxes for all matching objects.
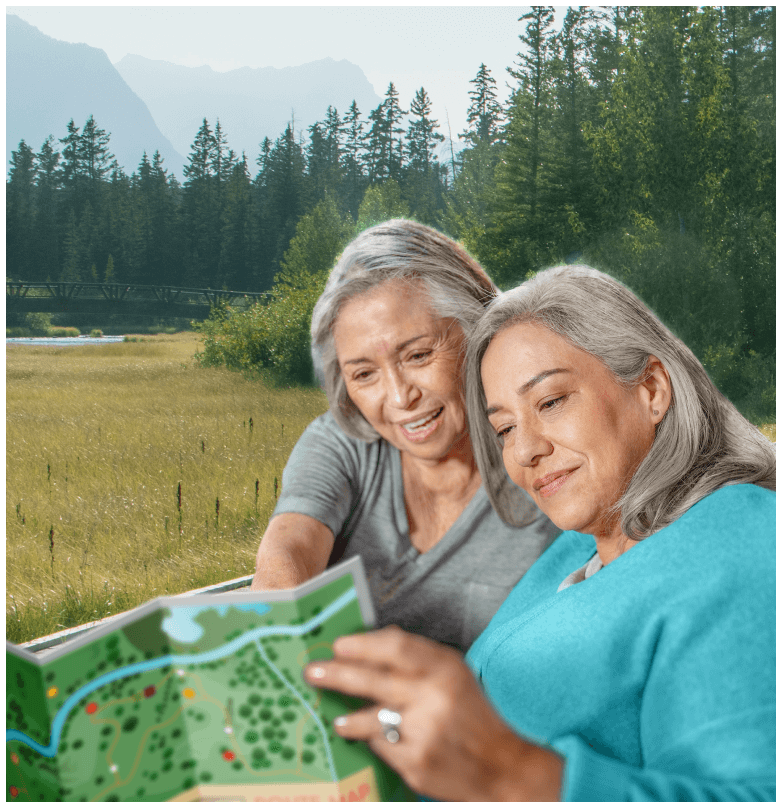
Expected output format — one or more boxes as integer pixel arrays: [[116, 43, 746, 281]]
[[307, 666, 326, 680], [333, 716, 347, 727]]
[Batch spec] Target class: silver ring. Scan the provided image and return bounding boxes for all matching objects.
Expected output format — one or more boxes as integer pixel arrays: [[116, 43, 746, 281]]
[[377, 707, 402, 744]]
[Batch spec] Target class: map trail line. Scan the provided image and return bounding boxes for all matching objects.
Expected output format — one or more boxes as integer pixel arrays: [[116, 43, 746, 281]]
[[254, 639, 339, 783], [7, 587, 358, 757]]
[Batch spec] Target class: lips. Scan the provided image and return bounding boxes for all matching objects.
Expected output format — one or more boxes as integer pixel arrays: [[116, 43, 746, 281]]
[[398, 407, 444, 438], [534, 468, 578, 498]]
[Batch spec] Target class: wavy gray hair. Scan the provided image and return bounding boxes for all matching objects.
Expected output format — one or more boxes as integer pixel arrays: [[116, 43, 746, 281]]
[[465, 264, 776, 539]]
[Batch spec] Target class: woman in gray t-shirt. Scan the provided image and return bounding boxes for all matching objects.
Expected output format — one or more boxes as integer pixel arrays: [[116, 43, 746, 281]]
[[251, 219, 558, 652]]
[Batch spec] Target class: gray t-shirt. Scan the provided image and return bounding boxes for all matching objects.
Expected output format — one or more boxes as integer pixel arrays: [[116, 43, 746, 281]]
[[272, 412, 559, 653]]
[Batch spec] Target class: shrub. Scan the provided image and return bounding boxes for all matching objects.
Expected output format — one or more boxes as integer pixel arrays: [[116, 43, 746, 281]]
[[90, 329, 104, 338], [47, 327, 81, 338], [24, 312, 53, 336]]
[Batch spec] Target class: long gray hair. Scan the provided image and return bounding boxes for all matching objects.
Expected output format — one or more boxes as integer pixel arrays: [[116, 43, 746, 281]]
[[465, 264, 775, 539]]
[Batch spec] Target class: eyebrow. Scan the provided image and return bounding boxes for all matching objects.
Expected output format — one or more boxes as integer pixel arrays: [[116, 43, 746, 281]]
[[341, 334, 431, 366], [486, 368, 570, 416]]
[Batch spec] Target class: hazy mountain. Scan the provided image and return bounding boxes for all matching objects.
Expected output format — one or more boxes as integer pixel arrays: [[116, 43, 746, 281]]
[[6, 14, 186, 177], [114, 54, 382, 166]]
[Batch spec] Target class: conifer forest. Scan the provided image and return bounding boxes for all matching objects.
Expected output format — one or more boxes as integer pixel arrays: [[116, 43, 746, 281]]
[[6, 7, 775, 416]]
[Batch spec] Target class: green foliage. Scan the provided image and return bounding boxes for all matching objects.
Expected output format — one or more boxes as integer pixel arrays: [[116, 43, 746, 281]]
[[195, 196, 354, 385], [24, 312, 53, 336], [355, 179, 410, 232]]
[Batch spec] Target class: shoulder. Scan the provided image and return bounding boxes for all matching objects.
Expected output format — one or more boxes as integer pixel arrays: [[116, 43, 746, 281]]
[[663, 483, 775, 556], [287, 410, 392, 483]]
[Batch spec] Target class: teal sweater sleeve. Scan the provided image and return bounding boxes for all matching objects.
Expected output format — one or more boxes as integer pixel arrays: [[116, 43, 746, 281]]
[[467, 484, 775, 802]]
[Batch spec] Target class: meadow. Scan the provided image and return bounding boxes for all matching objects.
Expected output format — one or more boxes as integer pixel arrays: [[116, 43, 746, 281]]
[[6, 333, 775, 645], [6, 333, 328, 644]]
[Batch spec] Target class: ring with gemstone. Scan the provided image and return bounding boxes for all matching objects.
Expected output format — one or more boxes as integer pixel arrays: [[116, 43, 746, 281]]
[[377, 707, 402, 743]]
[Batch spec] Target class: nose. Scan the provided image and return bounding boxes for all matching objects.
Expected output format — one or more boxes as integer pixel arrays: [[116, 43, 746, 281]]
[[384, 365, 420, 410], [510, 423, 552, 469]]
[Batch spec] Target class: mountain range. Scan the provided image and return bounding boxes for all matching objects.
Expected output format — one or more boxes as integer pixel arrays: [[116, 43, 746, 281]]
[[114, 55, 381, 170], [6, 14, 381, 179]]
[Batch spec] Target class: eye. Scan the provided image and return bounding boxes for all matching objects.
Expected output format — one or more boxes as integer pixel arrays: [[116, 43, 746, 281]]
[[495, 424, 514, 446], [409, 350, 432, 362], [352, 368, 374, 382], [540, 395, 566, 411]]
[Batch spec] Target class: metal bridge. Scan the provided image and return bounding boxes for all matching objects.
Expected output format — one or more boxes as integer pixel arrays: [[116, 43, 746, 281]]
[[6, 282, 269, 319]]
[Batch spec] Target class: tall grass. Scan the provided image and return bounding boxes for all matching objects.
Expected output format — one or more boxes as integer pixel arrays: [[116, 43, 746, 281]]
[[6, 333, 328, 644]]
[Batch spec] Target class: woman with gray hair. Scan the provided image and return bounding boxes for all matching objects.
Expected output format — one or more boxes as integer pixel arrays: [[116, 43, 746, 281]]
[[304, 265, 774, 801], [251, 220, 557, 652]]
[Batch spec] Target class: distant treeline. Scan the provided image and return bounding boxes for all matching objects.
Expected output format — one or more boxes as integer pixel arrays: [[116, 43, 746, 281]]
[[7, 7, 775, 412]]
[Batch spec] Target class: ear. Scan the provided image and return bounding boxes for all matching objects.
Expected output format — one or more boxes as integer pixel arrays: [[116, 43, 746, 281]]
[[638, 356, 672, 426]]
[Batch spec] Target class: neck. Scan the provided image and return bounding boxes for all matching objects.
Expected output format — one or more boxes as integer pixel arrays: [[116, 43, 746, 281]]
[[401, 433, 480, 495], [593, 521, 641, 566]]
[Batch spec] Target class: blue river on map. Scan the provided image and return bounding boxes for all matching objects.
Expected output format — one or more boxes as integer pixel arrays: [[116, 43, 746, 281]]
[[7, 587, 357, 757]]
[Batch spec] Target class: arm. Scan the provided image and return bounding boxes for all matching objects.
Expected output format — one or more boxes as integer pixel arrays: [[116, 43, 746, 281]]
[[251, 513, 335, 590]]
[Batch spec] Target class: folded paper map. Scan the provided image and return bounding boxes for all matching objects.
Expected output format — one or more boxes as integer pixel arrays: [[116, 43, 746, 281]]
[[6, 556, 410, 801]]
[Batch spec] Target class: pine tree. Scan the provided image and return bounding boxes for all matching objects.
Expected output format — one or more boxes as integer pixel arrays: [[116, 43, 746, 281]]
[[403, 87, 445, 224], [461, 64, 504, 146], [79, 115, 116, 183], [365, 83, 407, 183], [341, 101, 368, 217], [7, 140, 38, 280], [34, 136, 62, 282]]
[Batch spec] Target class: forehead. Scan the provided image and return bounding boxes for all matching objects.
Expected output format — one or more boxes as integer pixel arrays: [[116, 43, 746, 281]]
[[481, 322, 608, 395], [334, 280, 439, 336]]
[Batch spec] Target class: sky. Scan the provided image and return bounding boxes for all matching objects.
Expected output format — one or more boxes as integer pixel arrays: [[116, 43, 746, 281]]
[[6, 4, 561, 149]]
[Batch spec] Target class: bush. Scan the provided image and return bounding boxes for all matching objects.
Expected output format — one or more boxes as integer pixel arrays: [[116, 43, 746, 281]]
[[24, 312, 53, 336], [47, 327, 81, 338], [90, 329, 104, 338]]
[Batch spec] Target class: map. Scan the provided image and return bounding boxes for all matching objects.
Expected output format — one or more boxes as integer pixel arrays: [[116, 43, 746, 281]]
[[6, 556, 410, 801]]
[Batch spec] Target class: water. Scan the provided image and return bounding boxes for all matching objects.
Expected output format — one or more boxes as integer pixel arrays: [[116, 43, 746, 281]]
[[6, 336, 126, 347]]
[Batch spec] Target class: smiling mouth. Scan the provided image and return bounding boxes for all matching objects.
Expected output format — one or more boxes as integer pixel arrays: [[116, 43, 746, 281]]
[[400, 407, 444, 435], [535, 468, 577, 498]]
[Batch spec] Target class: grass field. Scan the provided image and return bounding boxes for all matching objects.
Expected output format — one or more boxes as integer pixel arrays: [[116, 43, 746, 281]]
[[6, 333, 328, 644], [6, 334, 775, 645]]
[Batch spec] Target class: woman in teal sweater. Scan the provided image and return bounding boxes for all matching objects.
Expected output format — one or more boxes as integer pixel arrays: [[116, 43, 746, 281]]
[[304, 265, 775, 801]]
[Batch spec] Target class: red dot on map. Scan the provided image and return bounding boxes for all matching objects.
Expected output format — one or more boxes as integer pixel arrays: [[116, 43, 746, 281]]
[[144, 686, 156, 698], [86, 702, 98, 715], [10, 786, 19, 797], [222, 751, 235, 762], [10, 754, 19, 765]]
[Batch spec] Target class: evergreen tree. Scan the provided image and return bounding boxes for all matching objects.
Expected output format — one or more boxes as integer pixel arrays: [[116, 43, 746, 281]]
[[461, 64, 504, 146], [341, 100, 368, 217], [365, 83, 407, 183], [79, 115, 116, 183], [6, 140, 38, 280], [33, 136, 62, 281], [403, 87, 445, 224], [219, 154, 255, 288]]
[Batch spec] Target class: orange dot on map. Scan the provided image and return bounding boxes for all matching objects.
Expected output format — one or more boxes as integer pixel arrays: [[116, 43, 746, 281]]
[[47, 687, 58, 698], [222, 750, 235, 762], [183, 688, 195, 699], [143, 685, 156, 698], [10, 786, 19, 797], [86, 702, 98, 714], [11, 754, 20, 765]]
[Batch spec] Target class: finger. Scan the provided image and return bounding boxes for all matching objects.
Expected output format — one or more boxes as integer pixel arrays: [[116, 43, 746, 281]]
[[304, 657, 412, 705], [332, 625, 459, 674], [331, 706, 384, 741]]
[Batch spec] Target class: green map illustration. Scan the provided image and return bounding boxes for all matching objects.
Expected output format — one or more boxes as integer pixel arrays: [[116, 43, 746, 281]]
[[7, 557, 408, 801]]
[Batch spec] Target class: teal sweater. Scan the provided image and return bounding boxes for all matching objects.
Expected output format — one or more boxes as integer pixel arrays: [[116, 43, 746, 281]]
[[466, 484, 775, 801]]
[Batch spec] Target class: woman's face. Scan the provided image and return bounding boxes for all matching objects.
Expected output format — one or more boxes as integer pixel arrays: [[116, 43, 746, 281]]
[[333, 280, 469, 463], [481, 322, 663, 540]]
